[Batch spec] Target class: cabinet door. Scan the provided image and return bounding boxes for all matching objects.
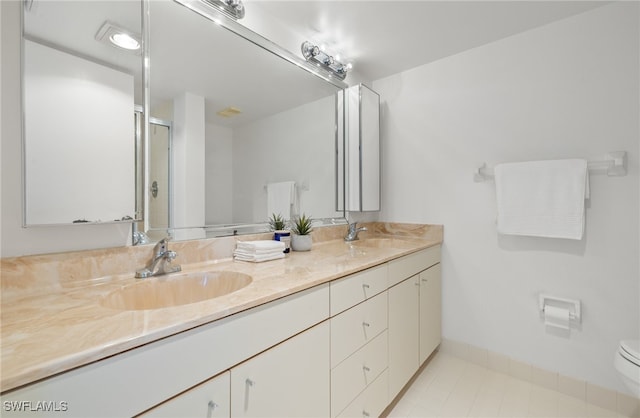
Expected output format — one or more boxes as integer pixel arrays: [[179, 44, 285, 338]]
[[141, 372, 230, 418], [230, 321, 330, 418], [419, 264, 442, 364], [388, 275, 419, 400]]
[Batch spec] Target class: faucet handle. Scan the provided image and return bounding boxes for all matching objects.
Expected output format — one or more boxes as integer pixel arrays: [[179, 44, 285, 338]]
[[153, 237, 171, 255]]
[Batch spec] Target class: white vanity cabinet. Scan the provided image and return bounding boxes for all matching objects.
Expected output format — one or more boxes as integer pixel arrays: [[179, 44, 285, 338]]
[[1, 245, 442, 418], [388, 274, 420, 400], [388, 246, 442, 400], [230, 321, 330, 418], [1, 285, 329, 418], [329, 265, 389, 418], [419, 264, 442, 364]]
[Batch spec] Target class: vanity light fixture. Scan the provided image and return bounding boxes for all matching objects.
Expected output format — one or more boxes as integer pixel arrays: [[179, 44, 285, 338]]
[[202, 0, 245, 20], [301, 41, 351, 80], [95, 21, 141, 53]]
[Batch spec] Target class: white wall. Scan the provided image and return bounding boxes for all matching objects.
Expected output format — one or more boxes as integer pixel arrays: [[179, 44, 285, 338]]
[[373, 2, 639, 394], [1, 1, 131, 257], [205, 123, 233, 224], [172, 92, 206, 229], [232, 95, 342, 224]]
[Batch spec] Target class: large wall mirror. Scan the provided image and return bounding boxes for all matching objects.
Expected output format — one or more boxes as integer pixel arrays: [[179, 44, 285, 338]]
[[143, 0, 347, 241], [22, 0, 142, 226], [21, 0, 347, 241]]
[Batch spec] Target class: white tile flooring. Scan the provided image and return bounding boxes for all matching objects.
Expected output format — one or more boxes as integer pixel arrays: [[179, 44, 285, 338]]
[[387, 352, 631, 418]]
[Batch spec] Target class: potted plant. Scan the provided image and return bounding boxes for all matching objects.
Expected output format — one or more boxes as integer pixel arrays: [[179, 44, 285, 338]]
[[291, 213, 313, 252], [269, 213, 290, 253]]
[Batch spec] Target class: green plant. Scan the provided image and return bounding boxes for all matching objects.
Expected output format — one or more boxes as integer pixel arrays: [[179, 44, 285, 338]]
[[268, 213, 287, 231], [291, 214, 313, 235]]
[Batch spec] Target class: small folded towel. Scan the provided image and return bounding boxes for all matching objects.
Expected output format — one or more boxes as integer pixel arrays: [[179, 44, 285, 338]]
[[495, 159, 589, 240], [233, 240, 286, 262], [233, 252, 285, 262], [236, 240, 285, 251]]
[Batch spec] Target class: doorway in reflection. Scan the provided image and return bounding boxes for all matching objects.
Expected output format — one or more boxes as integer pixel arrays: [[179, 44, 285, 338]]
[[149, 119, 172, 230]]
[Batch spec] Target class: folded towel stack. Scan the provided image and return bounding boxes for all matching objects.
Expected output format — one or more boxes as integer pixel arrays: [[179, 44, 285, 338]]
[[234, 240, 286, 262]]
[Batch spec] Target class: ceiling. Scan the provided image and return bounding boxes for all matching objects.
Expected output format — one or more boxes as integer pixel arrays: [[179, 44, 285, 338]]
[[241, 1, 610, 83]]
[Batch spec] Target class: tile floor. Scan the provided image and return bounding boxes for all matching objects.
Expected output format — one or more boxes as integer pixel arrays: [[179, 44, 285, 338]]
[[387, 352, 632, 418]]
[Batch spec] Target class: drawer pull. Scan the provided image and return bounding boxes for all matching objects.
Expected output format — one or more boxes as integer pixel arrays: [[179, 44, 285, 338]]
[[421, 278, 428, 283], [208, 401, 218, 411], [362, 283, 370, 289], [362, 365, 371, 372], [362, 322, 370, 327], [246, 378, 255, 387]]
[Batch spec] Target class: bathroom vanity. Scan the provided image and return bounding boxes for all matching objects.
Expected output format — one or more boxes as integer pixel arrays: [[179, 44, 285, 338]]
[[0, 223, 442, 417]]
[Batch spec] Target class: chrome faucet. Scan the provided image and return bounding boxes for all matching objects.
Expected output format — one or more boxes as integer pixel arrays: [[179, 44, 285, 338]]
[[135, 237, 181, 278], [344, 221, 368, 242]]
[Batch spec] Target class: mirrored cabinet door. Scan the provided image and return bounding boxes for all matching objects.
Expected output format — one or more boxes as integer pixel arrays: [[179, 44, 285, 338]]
[[340, 84, 381, 212], [22, 0, 142, 226]]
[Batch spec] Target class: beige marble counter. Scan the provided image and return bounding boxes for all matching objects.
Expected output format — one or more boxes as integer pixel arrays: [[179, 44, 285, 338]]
[[0, 222, 442, 393]]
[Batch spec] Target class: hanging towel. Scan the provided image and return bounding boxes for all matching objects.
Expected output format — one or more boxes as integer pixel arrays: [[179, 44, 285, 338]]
[[494, 159, 589, 240], [267, 181, 296, 220]]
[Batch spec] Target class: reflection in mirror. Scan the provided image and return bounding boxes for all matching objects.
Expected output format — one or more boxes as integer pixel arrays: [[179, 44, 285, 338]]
[[338, 84, 381, 212], [22, 0, 142, 225], [144, 0, 346, 241]]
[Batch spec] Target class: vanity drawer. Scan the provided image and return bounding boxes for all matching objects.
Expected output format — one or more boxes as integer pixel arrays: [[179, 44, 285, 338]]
[[388, 246, 440, 287], [330, 264, 387, 316], [337, 369, 389, 418], [330, 330, 388, 417], [330, 291, 387, 368]]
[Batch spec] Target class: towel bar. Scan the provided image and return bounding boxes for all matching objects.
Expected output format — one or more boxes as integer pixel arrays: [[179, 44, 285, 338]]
[[474, 151, 627, 182]]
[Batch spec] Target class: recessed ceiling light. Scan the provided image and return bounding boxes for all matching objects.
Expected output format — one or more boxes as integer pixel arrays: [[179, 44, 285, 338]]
[[96, 21, 141, 53], [109, 33, 140, 50]]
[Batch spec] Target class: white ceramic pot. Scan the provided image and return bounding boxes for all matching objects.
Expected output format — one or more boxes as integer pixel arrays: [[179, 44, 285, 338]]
[[291, 234, 312, 251]]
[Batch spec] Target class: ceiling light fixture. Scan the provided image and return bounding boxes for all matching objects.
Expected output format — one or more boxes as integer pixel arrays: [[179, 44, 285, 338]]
[[202, 0, 245, 20], [301, 41, 350, 80], [95, 21, 141, 53]]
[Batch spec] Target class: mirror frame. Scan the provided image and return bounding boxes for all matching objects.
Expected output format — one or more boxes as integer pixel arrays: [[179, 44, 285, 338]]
[[137, 0, 350, 242]]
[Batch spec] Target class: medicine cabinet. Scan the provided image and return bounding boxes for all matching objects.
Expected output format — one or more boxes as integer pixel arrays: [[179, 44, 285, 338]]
[[337, 84, 381, 212]]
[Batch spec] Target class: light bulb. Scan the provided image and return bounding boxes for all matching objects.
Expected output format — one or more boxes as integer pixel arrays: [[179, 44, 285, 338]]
[[109, 33, 140, 50]]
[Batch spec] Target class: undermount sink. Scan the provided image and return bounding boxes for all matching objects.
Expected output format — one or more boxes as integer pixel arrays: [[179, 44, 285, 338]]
[[349, 238, 415, 249], [101, 271, 253, 310]]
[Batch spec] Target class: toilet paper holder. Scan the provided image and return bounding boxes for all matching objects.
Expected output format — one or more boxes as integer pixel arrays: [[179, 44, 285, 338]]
[[538, 294, 581, 322]]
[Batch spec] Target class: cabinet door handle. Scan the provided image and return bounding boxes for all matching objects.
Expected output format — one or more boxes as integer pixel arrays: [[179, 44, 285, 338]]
[[362, 283, 370, 289], [421, 278, 428, 283], [362, 365, 371, 372], [362, 321, 370, 327], [246, 378, 255, 387], [208, 400, 218, 411], [363, 411, 370, 417]]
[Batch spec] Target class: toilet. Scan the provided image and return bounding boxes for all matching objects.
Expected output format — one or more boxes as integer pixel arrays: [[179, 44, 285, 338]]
[[615, 339, 640, 397]]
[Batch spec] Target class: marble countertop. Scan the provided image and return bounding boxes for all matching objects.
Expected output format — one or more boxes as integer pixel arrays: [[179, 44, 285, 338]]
[[1, 225, 442, 393]]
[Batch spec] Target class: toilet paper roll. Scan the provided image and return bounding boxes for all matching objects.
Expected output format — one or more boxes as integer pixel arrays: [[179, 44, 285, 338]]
[[544, 305, 570, 330]]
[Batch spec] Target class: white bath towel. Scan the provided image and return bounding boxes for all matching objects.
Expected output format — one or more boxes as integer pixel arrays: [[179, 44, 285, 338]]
[[233, 251, 285, 262], [236, 240, 285, 251], [267, 181, 296, 220], [494, 159, 589, 240]]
